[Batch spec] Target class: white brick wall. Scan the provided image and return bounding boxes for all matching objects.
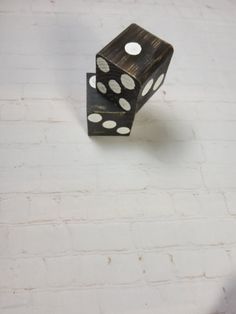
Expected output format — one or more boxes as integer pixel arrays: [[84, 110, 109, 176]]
[[0, 0, 236, 313]]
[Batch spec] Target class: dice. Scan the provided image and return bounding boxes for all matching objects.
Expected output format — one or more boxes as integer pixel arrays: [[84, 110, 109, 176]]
[[96, 23, 173, 113], [87, 73, 133, 136], [86, 23, 174, 136]]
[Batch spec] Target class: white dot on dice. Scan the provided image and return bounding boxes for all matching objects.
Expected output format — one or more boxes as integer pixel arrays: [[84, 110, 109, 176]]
[[119, 98, 131, 111], [89, 75, 96, 88], [97, 82, 107, 94], [88, 113, 102, 123], [108, 80, 121, 94], [121, 74, 135, 90], [97, 57, 110, 73], [142, 79, 154, 96], [117, 127, 130, 135], [125, 42, 142, 55], [102, 120, 117, 129], [153, 73, 165, 91]]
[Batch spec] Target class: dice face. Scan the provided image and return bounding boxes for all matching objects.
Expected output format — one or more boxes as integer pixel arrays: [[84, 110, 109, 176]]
[[96, 23, 173, 112], [136, 52, 173, 112], [87, 73, 134, 136], [96, 57, 139, 114]]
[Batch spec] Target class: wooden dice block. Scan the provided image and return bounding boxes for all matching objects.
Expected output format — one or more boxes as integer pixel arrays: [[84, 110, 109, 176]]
[[87, 73, 133, 136], [96, 23, 173, 113]]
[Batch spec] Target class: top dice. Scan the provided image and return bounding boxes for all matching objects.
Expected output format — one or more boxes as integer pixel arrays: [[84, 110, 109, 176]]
[[96, 23, 174, 113]]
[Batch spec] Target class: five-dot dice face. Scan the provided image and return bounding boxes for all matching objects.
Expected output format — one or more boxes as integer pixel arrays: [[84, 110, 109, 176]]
[[96, 23, 173, 113], [87, 73, 133, 136], [96, 56, 139, 114]]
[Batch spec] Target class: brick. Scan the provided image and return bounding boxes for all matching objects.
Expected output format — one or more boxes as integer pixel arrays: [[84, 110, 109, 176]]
[[0, 167, 41, 193], [161, 142, 204, 163], [143, 252, 173, 282], [0, 258, 46, 289], [66, 141, 157, 165], [0, 54, 44, 69], [69, 223, 134, 251], [196, 101, 236, 121], [31, 0, 54, 13], [0, 84, 22, 99], [156, 281, 222, 314], [0, 0, 30, 12], [0, 69, 56, 85], [202, 165, 236, 189], [173, 249, 230, 278], [194, 121, 236, 141], [57, 191, 174, 221], [209, 142, 236, 165], [39, 166, 97, 192], [203, 141, 236, 164], [24, 99, 53, 121], [28, 194, 60, 222], [166, 101, 198, 121], [51, 0, 92, 13], [203, 249, 230, 278], [98, 286, 162, 314], [0, 194, 59, 224], [0, 40, 40, 55], [97, 166, 148, 191], [0, 100, 25, 120], [224, 192, 236, 215], [45, 256, 78, 287], [133, 220, 236, 248], [8, 225, 70, 256], [0, 122, 44, 144], [230, 248, 236, 264], [0, 145, 80, 168], [46, 253, 142, 286], [23, 84, 65, 99], [0, 306, 31, 314], [45, 124, 89, 144], [0, 147, 26, 168], [172, 192, 227, 217], [31, 290, 100, 314], [0, 226, 9, 256], [0, 195, 30, 223], [164, 121, 195, 141], [147, 167, 203, 189], [0, 292, 30, 312], [173, 250, 204, 278]]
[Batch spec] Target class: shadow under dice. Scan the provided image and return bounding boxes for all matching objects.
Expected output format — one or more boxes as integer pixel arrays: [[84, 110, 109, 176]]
[[96, 23, 174, 113], [87, 73, 133, 136]]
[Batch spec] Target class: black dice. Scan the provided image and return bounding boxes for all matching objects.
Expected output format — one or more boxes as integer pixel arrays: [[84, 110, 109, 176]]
[[87, 73, 133, 136], [96, 23, 173, 113], [86, 24, 174, 136]]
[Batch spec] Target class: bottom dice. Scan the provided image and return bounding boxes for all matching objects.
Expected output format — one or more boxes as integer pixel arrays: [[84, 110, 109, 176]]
[[87, 73, 134, 136]]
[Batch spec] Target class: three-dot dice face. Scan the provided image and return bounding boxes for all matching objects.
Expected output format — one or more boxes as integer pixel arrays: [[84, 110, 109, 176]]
[[87, 73, 133, 136], [96, 23, 173, 113]]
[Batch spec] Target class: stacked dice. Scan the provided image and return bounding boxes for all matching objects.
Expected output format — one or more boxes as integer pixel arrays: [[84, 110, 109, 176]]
[[87, 23, 173, 136]]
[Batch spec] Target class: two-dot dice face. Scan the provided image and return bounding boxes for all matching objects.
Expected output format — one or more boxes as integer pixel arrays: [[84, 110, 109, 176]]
[[96, 23, 173, 113], [87, 73, 133, 136], [136, 59, 171, 112]]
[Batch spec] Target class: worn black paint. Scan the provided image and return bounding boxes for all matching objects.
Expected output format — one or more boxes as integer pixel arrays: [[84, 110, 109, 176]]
[[96, 23, 174, 113]]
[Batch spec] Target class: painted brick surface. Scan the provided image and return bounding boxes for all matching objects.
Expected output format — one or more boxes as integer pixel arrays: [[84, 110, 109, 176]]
[[0, 1, 236, 313]]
